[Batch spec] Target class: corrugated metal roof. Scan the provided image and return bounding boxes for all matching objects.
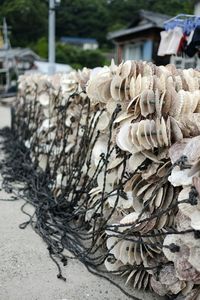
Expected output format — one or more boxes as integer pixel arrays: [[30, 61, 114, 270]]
[[108, 23, 157, 40], [60, 37, 98, 44], [108, 10, 170, 40], [0, 48, 40, 60], [29, 61, 72, 74]]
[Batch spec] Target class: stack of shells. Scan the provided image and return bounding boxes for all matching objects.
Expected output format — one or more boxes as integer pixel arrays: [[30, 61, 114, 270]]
[[16, 60, 200, 299]]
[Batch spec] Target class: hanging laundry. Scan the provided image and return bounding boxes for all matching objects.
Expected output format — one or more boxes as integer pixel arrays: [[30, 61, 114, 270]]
[[187, 29, 195, 45], [158, 27, 183, 56], [158, 14, 200, 58], [185, 26, 200, 57], [177, 33, 188, 54], [157, 30, 173, 56]]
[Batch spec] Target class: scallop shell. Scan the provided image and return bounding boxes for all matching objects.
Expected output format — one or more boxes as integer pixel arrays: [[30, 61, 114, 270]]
[[137, 120, 151, 150], [149, 120, 158, 148], [141, 76, 149, 91], [141, 150, 161, 163], [124, 77, 130, 101], [150, 277, 168, 296], [170, 116, 183, 142], [117, 241, 129, 264], [154, 187, 164, 208], [96, 111, 110, 131], [126, 94, 141, 112], [129, 76, 136, 99], [114, 112, 134, 124], [155, 88, 161, 117], [135, 74, 142, 95], [192, 176, 200, 196], [156, 118, 164, 147], [183, 135, 200, 163], [163, 234, 181, 262], [181, 91, 193, 114], [106, 99, 118, 115], [137, 182, 152, 197], [110, 75, 122, 100], [120, 60, 132, 78], [175, 75, 183, 91], [144, 119, 153, 148], [130, 123, 144, 152], [38, 154, 48, 171], [116, 121, 133, 153], [140, 90, 149, 117], [142, 163, 160, 181], [128, 152, 146, 172], [147, 90, 155, 114], [162, 87, 172, 116], [101, 78, 112, 102], [159, 73, 166, 92], [119, 78, 126, 102], [188, 246, 200, 272], [110, 58, 118, 75], [158, 91, 166, 117], [128, 244, 136, 265], [104, 257, 123, 272], [190, 210, 200, 230], [179, 113, 200, 137], [169, 88, 184, 119], [161, 117, 169, 146], [107, 157, 124, 171], [120, 212, 139, 225], [125, 269, 138, 285], [38, 92, 49, 106], [168, 167, 194, 187], [181, 281, 194, 296], [168, 139, 191, 164]]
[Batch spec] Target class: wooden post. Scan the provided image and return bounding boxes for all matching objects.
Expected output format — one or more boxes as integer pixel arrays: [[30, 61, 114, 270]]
[[117, 44, 123, 64]]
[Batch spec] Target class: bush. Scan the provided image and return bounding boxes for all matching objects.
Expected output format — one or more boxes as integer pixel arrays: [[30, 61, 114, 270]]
[[32, 37, 48, 59], [56, 43, 106, 69], [33, 39, 107, 69]]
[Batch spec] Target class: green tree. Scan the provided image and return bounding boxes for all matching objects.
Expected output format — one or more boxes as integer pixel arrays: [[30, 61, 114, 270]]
[[56, 43, 106, 69], [0, 0, 48, 47], [32, 37, 48, 59], [56, 0, 109, 45]]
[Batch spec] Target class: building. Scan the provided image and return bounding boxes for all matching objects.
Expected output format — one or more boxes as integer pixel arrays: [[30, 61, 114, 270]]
[[108, 10, 170, 65], [60, 36, 98, 50], [28, 61, 72, 75], [109, 4, 200, 69], [0, 47, 41, 74], [0, 47, 41, 93]]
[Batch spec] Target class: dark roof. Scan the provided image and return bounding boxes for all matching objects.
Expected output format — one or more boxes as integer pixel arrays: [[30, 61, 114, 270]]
[[108, 9, 170, 40], [60, 37, 98, 45]]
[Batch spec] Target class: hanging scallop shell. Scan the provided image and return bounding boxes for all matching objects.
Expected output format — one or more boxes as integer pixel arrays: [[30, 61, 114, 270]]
[[38, 92, 49, 106], [116, 121, 135, 153]]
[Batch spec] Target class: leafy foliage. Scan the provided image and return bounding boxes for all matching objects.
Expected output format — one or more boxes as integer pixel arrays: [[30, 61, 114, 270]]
[[32, 37, 48, 59], [56, 43, 107, 69], [0, 0, 48, 46], [32, 38, 106, 69]]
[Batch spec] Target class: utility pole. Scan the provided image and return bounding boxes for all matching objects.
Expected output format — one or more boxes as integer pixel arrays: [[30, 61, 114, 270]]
[[3, 18, 10, 91], [48, 0, 56, 75]]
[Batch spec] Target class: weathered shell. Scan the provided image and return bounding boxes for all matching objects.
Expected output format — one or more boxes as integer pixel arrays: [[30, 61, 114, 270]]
[[38, 92, 49, 106], [168, 167, 194, 187]]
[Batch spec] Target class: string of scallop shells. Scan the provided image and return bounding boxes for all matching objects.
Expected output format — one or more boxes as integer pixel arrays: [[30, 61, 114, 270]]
[[14, 60, 200, 300]]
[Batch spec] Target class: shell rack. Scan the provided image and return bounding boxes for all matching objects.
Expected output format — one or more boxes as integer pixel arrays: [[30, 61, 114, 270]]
[[1, 61, 200, 299]]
